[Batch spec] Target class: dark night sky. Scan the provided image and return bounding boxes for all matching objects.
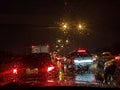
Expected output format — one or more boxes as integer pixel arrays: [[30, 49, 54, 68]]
[[0, 0, 120, 54]]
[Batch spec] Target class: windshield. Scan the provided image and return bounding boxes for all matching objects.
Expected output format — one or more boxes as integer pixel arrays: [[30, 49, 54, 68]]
[[0, 0, 120, 89]]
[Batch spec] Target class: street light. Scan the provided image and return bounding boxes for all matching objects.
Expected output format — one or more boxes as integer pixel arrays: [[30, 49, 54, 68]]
[[76, 23, 87, 35], [62, 23, 68, 34], [59, 22, 69, 34], [63, 24, 67, 29], [78, 24, 82, 29], [78, 24, 84, 30]]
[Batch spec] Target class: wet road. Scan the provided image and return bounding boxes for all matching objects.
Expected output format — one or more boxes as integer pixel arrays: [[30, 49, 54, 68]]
[[0, 71, 113, 88], [0, 61, 120, 88]]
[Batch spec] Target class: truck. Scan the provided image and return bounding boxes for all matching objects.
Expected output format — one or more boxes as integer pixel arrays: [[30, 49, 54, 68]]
[[31, 45, 49, 54]]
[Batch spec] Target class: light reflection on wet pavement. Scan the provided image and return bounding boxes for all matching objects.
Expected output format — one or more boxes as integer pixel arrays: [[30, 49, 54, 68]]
[[0, 71, 119, 88]]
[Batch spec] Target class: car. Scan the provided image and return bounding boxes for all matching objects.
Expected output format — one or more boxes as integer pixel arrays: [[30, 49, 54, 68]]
[[66, 48, 93, 73], [90, 52, 120, 85], [0, 53, 59, 83], [89, 52, 115, 82], [93, 52, 114, 73]]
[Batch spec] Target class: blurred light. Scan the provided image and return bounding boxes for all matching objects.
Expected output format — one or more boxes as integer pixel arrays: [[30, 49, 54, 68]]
[[57, 49, 60, 52], [47, 79, 55, 83], [115, 56, 120, 60], [13, 68, 17, 74], [78, 24, 82, 29], [74, 59, 93, 63], [75, 73, 95, 83], [61, 45, 64, 48], [62, 23, 68, 29], [55, 56, 61, 60], [56, 45, 58, 48], [31, 45, 35, 48], [60, 22, 69, 34], [57, 39, 61, 43], [47, 66, 55, 72], [77, 49, 86, 53], [46, 45, 50, 48], [59, 71, 63, 81], [94, 75, 97, 83], [57, 61, 62, 68], [65, 39, 69, 43], [77, 23, 86, 30], [63, 24, 67, 28]]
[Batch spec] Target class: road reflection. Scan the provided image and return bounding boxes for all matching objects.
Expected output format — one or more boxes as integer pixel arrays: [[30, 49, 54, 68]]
[[0, 70, 118, 88], [74, 73, 96, 84]]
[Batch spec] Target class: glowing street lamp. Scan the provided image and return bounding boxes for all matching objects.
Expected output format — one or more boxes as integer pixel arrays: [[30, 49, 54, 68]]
[[77, 22, 87, 30], [63, 24, 67, 29], [78, 24, 84, 30], [59, 22, 69, 34]]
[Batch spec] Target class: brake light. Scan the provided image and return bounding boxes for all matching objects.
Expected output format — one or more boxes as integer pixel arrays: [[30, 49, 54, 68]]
[[115, 56, 120, 60], [77, 49, 86, 53], [47, 66, 55, 72], [31, 45, 35, 48], [93, 75, 96, 83], [12, 68, 18, 74]]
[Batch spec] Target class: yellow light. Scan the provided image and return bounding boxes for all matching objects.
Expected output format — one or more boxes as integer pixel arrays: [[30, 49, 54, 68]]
[[63, 24, 67, 29], [66, 40, 69, 43], [78, 24, 83, 29], [59, 71, 63, 81], [59, 22, 70, 34], [57, 39, 61, 43], [61, 45, 64, 48], [56, 45, 58, 48]]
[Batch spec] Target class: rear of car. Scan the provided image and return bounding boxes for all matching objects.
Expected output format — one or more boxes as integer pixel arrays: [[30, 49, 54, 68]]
[[4, 53, 58, 82], [22, 53, 57, 79], [66, 49, 93, 72], [90, 52, 115, 83]]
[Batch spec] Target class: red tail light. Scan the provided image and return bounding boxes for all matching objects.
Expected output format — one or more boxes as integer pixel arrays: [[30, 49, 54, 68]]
[[12, 68, 18, 74], [77, 49, 86, 53], [93, 75, 96, 83], [115, 56, 120, 60], [47, 66, 55, 72]]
